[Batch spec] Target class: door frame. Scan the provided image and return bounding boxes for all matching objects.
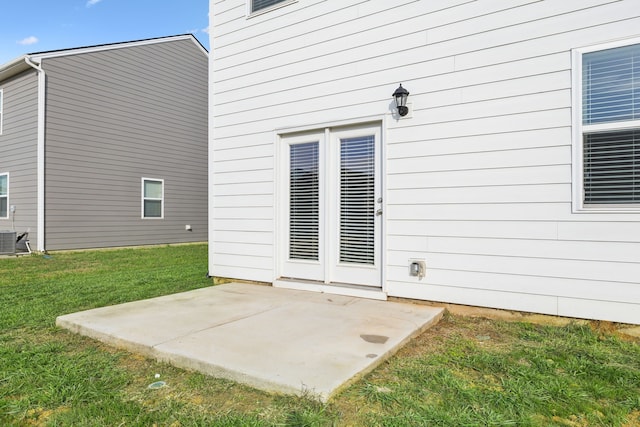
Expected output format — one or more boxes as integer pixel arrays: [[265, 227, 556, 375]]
[[274, 118, 387, 300]]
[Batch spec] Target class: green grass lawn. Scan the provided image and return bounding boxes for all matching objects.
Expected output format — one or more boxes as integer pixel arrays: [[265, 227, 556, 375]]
[[1, 244, 639, 426]]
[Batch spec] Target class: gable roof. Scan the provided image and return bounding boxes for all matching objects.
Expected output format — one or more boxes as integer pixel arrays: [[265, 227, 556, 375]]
[[0, 34, 207, 82]]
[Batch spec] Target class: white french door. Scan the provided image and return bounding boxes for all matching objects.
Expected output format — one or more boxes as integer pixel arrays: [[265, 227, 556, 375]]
[[329, 125, 381, 286], [281, 131, 325, 281], [280, 124, 382, 288]]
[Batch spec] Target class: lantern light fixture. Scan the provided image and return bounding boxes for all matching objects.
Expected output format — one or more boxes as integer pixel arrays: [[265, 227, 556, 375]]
[[392, 84, 410, 117]]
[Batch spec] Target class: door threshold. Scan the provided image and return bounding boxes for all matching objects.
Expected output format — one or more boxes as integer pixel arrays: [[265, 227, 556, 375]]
[[274, 279, 387, 301]]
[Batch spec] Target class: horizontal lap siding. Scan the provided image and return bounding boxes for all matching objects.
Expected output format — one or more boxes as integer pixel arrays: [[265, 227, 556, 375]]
[[0, 71, 38, 243], [44, 39, 208, 250], [210, 0, 437, 281], [211, 0, 640, 323], [382, 0, 640, 324]]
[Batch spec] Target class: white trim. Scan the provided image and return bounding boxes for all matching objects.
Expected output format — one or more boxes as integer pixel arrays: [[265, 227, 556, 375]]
[[247, 0, 296, 18], [23, 57, 47, 252], [29, 35, 207, 62], [208, 0, 216, 278], [575, 35, 640, 55], [141, 177, 165, 219], [274, 279, 388, 301], [380, 114, 389, 295], [0, 55, 31, 82], [36, 68, 45, 251], [582, 120, 640, 133], [0, 172, 8, 219], [273, 131, 282, 282], [571, 37, 640, 213], [323, 127, 331, 284], [0, 88, 3, 135], [571, 45, 583, 213], [275, 115, 384, 135]]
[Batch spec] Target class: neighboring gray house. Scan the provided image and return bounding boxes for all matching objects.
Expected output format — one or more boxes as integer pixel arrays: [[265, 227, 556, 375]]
[[0, 34, 208, 251]]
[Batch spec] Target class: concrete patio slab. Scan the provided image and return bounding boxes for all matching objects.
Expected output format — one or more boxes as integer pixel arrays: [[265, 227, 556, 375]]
[[56, 282, 443, 401]]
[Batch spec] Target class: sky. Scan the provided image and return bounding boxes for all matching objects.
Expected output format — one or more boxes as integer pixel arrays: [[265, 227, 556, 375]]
[[0, 1, 209, 65]]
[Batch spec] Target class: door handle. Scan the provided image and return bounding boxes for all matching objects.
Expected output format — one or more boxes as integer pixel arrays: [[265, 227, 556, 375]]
[[376, 209, 383, 216]]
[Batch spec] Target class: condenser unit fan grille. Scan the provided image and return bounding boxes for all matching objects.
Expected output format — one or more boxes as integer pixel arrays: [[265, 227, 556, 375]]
[[0, 231, 16, 255]]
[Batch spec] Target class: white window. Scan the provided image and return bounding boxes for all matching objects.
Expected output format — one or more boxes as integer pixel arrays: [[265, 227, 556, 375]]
[[0, 89, 3, 135], [0, 173, 8, 218], [573, 38, 640, 211], [142, 178, 164, 219], [250, 0, 293, 14]]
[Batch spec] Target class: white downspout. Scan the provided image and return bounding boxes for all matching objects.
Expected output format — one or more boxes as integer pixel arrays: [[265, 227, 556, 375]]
[[24, 57, 46, 252], [207, 0, 215, 277]]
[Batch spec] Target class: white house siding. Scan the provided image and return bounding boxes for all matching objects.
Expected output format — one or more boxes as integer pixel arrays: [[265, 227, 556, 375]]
[[210, 0, 640, 324], [0, 70, 39, 244]]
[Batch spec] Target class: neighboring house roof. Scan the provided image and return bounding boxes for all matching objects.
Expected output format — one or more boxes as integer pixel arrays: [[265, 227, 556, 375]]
[[0, 56, 31, 82], [0, 34, 207, 82]]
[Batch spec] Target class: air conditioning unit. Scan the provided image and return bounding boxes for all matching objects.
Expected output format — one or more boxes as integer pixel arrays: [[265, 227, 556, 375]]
[[0, 231, 16, 255]]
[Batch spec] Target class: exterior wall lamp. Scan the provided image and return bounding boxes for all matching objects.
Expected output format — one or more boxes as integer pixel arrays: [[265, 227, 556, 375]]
[[392, 84, 410, 117]]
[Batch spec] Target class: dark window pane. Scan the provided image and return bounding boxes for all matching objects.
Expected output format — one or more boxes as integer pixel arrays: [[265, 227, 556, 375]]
[[252, 0, 286, 12], [584, 129, 640, 204], [144, 200, 162, 218]]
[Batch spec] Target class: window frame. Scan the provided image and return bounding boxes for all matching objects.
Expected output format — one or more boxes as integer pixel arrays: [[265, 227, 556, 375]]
[[247, 0, 296, 17], [141, 177, 164, 219], [572, 36, 640, 213], [0, 173, 8, 219]]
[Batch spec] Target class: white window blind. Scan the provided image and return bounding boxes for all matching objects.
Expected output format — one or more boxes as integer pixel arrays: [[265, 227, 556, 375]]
[[584, 130, 640, 203], [340, 135, 375, 265], [581, 42, 640, 205], [289, 142, 319, 260], [252, 0, 286, 12], [583, 44, 640, 124]]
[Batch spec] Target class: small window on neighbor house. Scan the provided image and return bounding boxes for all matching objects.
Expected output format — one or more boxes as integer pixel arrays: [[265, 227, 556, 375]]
[[251, 0, 290, 13], [0, 174, 8, 218], [142, 178, 163, 218], [576, 40, 640, 208]]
